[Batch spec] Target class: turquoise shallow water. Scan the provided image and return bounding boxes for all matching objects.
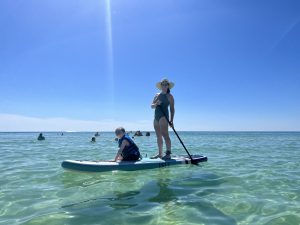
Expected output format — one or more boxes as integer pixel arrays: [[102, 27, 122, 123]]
[[0, 132, 300, 225]]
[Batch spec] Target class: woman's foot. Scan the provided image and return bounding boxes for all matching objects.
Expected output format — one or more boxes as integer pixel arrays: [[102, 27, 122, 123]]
[[162, 151, 171, 160], [150, 154, 162, 159]]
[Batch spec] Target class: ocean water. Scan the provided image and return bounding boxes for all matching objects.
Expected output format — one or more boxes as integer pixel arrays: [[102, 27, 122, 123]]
[[0, 131, 299, 225]]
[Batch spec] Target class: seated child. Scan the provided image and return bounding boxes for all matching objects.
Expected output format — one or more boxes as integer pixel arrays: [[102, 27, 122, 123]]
[[114, 127, 141, 161]]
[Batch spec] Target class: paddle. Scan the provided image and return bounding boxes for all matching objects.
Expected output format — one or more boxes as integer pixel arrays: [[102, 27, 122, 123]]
[[158, 106, 198, 165]]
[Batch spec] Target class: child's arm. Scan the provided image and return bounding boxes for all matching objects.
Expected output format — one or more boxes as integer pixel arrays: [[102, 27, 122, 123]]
[[114, 140, 128, 161]]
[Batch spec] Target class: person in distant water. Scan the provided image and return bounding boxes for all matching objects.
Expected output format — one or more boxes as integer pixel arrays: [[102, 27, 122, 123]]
[[95, 132, 100, 137], [114, 127, 140, 162], [37, 133, 45, 141], [91, 137, 96, 142], [134, 130, 143, 136], [151, 78, 175, 159]]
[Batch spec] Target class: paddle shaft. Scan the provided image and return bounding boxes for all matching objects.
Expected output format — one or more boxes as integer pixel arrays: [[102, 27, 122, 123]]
[[158, 105, 196, 163]]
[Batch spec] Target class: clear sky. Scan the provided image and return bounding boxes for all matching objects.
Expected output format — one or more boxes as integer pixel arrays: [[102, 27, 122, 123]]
[[0, 0, 300, 131]]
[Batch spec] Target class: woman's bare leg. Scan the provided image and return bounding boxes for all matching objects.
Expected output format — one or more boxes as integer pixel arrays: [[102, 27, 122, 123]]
[[159, 117, 171, 154], [154, 119, 163, 157]]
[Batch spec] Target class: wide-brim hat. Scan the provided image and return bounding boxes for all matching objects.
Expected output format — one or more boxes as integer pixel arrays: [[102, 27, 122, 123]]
[[156, 78, 175, 90]]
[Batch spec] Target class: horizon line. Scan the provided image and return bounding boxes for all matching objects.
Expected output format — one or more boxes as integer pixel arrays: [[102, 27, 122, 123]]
[[0, 130, 299, 133]]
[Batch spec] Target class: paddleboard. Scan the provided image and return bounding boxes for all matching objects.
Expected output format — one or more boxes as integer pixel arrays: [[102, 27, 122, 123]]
[[61, 155, 207, 172]]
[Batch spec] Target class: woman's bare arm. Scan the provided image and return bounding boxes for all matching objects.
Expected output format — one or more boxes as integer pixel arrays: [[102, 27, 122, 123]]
[[151, 94, 160, 109], [169, 94, 175, 124]]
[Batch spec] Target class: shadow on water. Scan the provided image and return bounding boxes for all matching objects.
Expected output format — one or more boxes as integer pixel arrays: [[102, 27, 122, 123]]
[[60, 170, 143, 188], [60, 171, 110, 188], [58, 169, 237, 225], [61, 190, 141, 209], [148, 175, 237, 225], [148, 178, 177, 203]]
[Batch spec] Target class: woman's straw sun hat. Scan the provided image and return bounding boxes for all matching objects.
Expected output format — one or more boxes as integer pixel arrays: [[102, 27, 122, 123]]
[[156, 78, 175, 90]]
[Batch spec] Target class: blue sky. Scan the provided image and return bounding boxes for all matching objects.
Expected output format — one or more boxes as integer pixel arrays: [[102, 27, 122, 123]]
[[0, 0, 299, 131]]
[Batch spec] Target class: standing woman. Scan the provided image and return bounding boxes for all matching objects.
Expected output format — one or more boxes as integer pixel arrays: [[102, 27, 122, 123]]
[[151, 78, 175, 159]]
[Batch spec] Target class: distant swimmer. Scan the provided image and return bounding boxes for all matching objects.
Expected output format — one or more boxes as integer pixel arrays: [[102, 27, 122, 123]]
[[95, 132, 100, 137], [37, 133, 45, 141], [134, 130, 143, 136], [91, 137, 96, 142]]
